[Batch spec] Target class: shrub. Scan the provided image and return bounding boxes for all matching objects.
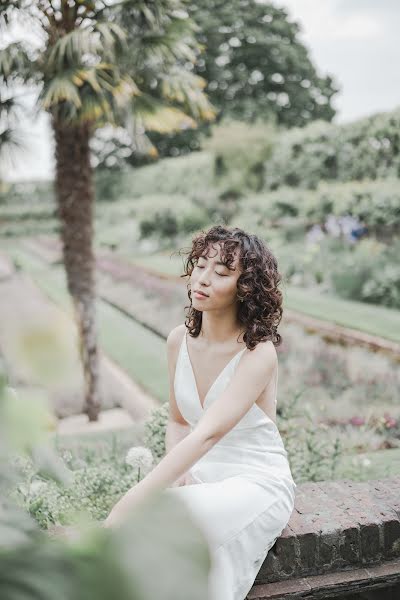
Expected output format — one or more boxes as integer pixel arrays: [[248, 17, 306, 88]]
[[121, 151, 214, 199], [203, 119, 276, 194], [138, 198, 210, 240], [12, 443, 155, 527], [143, 402, 170, 460], [331, 238, 400, 308], [236, 178, 400, 234], [264, 107, 400, 190]]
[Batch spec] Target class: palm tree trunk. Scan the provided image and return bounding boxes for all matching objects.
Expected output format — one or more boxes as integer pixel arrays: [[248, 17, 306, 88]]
[[52, 118, 101, 421]]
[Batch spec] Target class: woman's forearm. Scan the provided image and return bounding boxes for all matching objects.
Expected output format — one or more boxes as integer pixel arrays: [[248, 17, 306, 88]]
[[105, 429, 215, 525], [165, 419, 191, 454]]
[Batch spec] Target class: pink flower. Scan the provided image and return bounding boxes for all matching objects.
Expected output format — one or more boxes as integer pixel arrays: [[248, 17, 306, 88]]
[[382, 413, 398, 429], [349, 416, 365, 426]]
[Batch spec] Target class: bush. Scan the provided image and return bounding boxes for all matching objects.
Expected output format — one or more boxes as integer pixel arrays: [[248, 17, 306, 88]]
[[143, 402, 170, 460], [137, 196, 210, 240], [331, 238, 400, 308], [361, 264, 400, 308], [203, 119, 276, 195], [120, 152, 215, 199], [264, 107, 400, 190], [235, 178, 400, 234], [13, 442, 154, 527]]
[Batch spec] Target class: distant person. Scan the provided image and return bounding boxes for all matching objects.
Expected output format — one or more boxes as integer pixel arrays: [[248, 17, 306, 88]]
[[105, 225, 296, 600]]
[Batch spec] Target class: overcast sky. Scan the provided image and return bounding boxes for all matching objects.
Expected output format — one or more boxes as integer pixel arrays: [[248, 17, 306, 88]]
[[6, 0, 400, 181]]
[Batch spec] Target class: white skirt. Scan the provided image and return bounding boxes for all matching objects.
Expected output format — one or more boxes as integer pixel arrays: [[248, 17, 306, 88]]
[[165, 474, 295, 600]]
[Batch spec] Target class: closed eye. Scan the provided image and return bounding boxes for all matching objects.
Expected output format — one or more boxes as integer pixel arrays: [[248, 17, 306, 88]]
[[196, 265, 226, 276]]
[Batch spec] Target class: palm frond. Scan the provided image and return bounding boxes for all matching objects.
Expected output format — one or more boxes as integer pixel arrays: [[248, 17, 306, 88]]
[[0, 125, 25, 158], [95, 22, 127, 53], [41, 75, 83, 111], [40, 64, 139, 124], [47, 22, 125, 71], [129, 18, 200, 70], [0, 42, 34, 84], [131, 94, 197, 133], [159, 67, 216, 121], [0, 92, 26, 167]]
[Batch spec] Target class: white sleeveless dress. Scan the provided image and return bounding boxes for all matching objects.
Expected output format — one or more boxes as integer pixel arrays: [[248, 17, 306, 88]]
[[165, 331, 297, 600]]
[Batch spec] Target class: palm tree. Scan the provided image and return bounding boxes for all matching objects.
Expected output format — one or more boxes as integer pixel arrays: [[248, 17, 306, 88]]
[[0, 0, 215, 420]]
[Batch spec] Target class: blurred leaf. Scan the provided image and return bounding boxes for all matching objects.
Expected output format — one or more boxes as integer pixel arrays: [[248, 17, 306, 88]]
[[0, 505, 38, 552], [110, 490, 211, 600], [0, 387, 51, 452], [6, 317, 78, 388]]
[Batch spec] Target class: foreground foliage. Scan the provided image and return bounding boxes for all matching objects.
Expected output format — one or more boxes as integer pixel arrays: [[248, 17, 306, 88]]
[[0, 373, 211, 600]]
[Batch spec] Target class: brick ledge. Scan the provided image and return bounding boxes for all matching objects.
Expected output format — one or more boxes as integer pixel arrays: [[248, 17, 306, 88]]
[[248, 556, 400, 599]]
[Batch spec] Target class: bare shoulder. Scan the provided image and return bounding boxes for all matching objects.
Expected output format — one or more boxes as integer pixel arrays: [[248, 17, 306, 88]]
[[166, 324, 186, 355], [242, 339, 277, 374]]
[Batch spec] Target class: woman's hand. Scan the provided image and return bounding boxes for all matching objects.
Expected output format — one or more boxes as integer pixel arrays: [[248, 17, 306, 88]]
[[171, 471, 199, 487], [103, 482, 149, 529]]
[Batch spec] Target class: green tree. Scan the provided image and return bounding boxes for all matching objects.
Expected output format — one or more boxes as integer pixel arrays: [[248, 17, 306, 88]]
[[0, 0, 214, 420], [191, 0, 338, 126]]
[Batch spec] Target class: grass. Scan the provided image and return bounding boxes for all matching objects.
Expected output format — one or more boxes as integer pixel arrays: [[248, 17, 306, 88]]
[[335, 447, 400, 481], [284, 284, 400, 344], [6, 244, 168, 403], [117, 248, 185, 277]]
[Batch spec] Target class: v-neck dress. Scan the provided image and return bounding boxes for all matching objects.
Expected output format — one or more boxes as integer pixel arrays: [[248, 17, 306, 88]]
[[165, 331, 297, 600]]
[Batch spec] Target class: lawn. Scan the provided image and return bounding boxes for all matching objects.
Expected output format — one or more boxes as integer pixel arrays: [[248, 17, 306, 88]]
[[334, 447, 400, 481], [6, 245, 168, 403]]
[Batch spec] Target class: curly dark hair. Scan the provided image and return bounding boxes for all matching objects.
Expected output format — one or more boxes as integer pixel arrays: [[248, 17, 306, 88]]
[[178, 224, 283, 349]]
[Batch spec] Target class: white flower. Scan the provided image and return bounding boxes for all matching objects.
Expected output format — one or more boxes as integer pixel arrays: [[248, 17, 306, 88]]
[[125, 446, 153, 472], [29, 480, 48, 496]]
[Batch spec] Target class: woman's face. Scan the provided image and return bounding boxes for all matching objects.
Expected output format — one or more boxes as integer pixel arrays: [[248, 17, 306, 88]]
[[190, 242, 242, 311]]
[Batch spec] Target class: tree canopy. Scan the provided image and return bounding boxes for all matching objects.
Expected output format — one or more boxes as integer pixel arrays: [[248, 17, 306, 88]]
[[190, 0, 338, 126]]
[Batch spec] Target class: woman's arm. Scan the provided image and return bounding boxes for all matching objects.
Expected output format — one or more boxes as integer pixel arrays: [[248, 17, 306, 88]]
[[165, 419, 194, 486], [104, 427, 216, 526], [165, 419, 191, 454]]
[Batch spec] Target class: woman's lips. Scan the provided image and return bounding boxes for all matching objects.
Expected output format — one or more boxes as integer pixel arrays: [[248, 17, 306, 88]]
[[194, 290, 209, 299]]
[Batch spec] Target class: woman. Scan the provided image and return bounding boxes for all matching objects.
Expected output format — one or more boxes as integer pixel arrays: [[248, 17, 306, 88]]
[[105, 225, 297, 600]]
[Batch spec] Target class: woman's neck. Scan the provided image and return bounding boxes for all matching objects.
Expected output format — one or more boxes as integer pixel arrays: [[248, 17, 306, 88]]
[[199, 311, 244, 344]]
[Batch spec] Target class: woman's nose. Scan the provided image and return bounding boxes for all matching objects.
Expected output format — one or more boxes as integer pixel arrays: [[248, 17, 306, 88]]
[[198, 270, 211, 285]]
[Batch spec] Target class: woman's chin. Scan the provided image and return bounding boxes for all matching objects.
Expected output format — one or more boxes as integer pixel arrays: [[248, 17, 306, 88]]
[[193, 304, 207, 311], [192, 297, 208, 310]]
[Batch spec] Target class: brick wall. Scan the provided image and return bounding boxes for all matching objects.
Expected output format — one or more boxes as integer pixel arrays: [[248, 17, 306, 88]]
[[249, 476, 400, 600]]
